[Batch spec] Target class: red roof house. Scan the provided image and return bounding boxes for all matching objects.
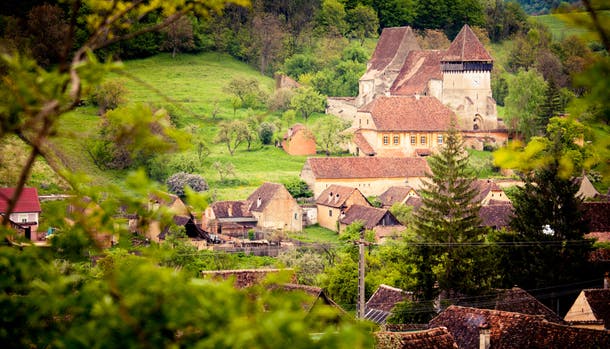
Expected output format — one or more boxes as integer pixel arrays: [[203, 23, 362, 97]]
[[0, 187, 42, 239]]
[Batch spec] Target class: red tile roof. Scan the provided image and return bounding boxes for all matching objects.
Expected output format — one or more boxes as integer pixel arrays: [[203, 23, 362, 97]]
[[247, 182, 286, 213], [316, 185, 365, 208], [442, 25, 492, 62], [391, 50, 444, 95], [353, 130, 376, 156], [582, 289, 610, 328], [583, 202, 610, 233], [339, 204, 400, 230], [378, 186, 416, 207], [368, 26, 420, 72], [359, 96, 454, 132], [478, 204, 513, 229], [0, 187, 41, 213], [375, 327, 458, 349], [306, 156, 430, 179], [209, 201, 253, 219], [367, 284, 413, 313], [493, 287, 564, 324], [430, 305, 610, 349]]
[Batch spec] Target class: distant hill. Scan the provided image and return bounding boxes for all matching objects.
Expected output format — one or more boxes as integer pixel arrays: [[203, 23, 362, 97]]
[[517, 0, 579, 15]]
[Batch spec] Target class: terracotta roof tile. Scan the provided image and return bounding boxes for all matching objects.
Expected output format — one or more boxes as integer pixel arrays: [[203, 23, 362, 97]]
[[339, 204, 400, 229], [391, 50, 444, 95], [378, 186, 416, 207], [479, 204, 513, 229], [306, 157, 430, 179], [360, 96, 454, 131], [493, 287, 564, 324], [353, 130, 376, 155], [316, 185, 365, 208], [367, 284, 413, 313], [375, 327, 458, 349], [283, 123, 309, 140], [368, 26, 420, 72], [405, 196, 423, 211], [583, 202, 610, 233], [210, 201, 253, 219], [442, 25, 492, 62], [247, 182, 286, 213], [471, 179, 503, 203], [430, 305, 610, 349], [0, 187, 41, 213], [583, 289, 610, 328]]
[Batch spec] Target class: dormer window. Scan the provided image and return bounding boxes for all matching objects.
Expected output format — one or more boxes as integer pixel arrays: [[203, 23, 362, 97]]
[[257, 197, 262, 208]]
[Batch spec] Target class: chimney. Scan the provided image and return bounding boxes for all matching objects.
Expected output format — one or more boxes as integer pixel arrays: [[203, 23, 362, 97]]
[[479, 324, 490, 349], [415, 94, 420, 100], [257, 197, 262, 208], [335, 193, 340, 203], [604, 272, 609, 289], [328, 192, 333, 203], [228, 205, 233, 217]]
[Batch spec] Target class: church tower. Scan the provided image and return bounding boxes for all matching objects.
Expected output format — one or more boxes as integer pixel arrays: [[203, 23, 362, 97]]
[[441, 25, 497, 130]]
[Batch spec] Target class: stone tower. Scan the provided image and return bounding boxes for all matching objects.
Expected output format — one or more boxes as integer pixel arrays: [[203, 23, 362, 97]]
[[441, 25, 497, 130]]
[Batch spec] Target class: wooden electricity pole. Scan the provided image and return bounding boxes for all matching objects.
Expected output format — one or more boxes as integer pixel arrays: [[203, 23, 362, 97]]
[[357, 228, 366, 319]]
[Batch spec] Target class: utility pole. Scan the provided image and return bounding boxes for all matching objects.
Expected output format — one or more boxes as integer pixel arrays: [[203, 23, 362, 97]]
[[357, 228, 366, 319]]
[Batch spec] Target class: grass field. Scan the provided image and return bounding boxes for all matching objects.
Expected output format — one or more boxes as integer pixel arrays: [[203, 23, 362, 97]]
[[289, 224, 340, 244], [531, 12, 607, 41]]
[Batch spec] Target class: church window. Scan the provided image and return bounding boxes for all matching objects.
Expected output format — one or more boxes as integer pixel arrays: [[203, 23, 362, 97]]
[[420, 136, 427, 145], [437, 135, 443, 144], [410, 136, 416, 145], [393, 135, 400, 145], [383, 135, 389, 145]]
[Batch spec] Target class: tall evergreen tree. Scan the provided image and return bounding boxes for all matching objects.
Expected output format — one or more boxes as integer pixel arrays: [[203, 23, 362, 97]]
[[413, 123, 495, 300]]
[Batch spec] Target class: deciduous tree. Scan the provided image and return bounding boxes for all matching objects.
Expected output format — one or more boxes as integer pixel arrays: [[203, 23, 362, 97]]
[[215, 120, 249, 155], [311, 115, 351, 156], [290, 87, 326, 121], [161, 15, 195, 58]]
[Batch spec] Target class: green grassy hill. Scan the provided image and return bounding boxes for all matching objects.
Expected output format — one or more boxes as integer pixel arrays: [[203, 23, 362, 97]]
[[44, 52, 325, 200], [531, 11, 607, 41]]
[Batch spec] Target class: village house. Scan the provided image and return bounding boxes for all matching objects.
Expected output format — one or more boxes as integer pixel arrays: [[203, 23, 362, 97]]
[[328, 25, 508, 154], [128, 193, 191, 243], [0, 187, 42, 240], [375, 327, 458, 349], [338, 204, 404, 241], [564, 287, 610, 330], [429, 305, 610, 349], [472, 179, 510, 205], [301, 157, 430, 198], [315, 185, 369, 232], [281, 123, 316, 156], [202, 200, 257, 238], [377, 186, 419, 208], [364, 284, 413, 325], [246, 182, 303, 232], [350, 95, 454, 157], [203, 183, 302, 237]]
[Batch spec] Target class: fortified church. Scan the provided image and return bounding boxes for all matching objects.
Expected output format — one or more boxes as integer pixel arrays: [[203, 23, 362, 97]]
[[328, 25, 508, 157]]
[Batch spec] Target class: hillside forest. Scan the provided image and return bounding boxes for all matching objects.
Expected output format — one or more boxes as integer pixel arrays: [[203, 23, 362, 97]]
[[1, 0, 610, 347]]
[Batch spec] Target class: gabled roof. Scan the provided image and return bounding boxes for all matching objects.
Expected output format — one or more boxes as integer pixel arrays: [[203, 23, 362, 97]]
[[405, 196, 423, 211], [275, 283, 346, 314], [209, 200, 253, 219], [471, 179, 504, 203], [378, 186, 416, 207], [367, 284, 412, 314], [316, 185, 364, 208], [306, 157, 430, 179], [283, 123, 310, 140], [353, 130, 376, 156], [367, 26, 420, 73], [247, 182, 287, 213], [430, 305, 610, 349], [441, 24, 492, 62], [583, 289, 610, 327], [390, 50, 444, 95], [159, 215, 211, 241], [583, 202, 610, 233], [479, 204, 513, 229], [340, 205, 399, 230], [375, 327, 458, 349], [359, 96, 454, 132], [494, 287, 564, 324], [0, 187, 41, 213]]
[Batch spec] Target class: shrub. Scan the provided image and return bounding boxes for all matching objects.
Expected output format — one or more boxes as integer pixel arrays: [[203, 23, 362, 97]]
[[283, 177, 313, 198], [93, 79, 128, 115], [258, 122, 276, 145], [166, 172, 208, 197], [267, 88, 294, 112]]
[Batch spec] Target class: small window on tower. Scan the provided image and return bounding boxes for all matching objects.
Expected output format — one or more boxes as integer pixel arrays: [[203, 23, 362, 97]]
[[383, 135, 389, 145], [421, 135, 427, 145], [410, 136, 416, 145], [393, 135, 400, 145], [437, 135, 443, 144]]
